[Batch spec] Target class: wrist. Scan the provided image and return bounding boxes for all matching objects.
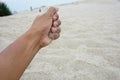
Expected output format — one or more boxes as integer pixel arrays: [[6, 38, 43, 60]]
[[23, 29, 42, 49]]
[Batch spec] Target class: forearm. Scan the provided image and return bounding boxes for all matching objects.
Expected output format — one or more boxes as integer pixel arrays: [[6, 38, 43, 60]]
[[0, 7, 60, 80], [0, 30, 41, 80]]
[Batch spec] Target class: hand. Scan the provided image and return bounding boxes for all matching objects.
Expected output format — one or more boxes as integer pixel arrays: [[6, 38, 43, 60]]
[[0, 7, 61, 80], [29, 7, 61, 47]]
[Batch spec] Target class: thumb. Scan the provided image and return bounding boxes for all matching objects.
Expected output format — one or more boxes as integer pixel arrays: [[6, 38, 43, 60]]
[[47, 7, 58, 18]]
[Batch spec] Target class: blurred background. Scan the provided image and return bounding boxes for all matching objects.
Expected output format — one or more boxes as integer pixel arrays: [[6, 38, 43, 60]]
[[0, 0, 79, 13]]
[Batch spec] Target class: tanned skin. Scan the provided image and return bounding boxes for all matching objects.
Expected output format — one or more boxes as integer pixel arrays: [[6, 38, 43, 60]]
[[0, 7, 61, 80]]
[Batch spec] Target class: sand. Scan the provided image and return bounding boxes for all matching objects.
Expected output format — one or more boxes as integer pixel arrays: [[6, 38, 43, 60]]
[[0, 0, 120, 80]]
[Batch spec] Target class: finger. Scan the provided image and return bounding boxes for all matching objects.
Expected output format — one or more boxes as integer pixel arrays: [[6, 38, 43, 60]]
[[47, 7, 58, 18], [49, 32, 56, 40], [49, 32, 60, 40], [53, 19, 61, 27], [53, 33, 60, 40], [53, 13, 59, 21], [51, 27, 61, 33]]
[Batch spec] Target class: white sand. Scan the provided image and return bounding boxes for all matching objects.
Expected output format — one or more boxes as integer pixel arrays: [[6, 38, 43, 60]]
[[0, 0, 120, 80]]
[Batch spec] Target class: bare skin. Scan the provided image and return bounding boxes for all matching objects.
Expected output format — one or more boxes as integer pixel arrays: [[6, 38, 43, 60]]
[[0, 7, 61, 80]]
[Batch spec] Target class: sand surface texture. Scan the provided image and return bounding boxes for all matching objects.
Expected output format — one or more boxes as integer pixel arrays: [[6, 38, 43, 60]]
[[0, 0, 120, 80]]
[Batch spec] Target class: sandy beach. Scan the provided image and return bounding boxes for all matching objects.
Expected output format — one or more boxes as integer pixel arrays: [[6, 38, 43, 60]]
[[0, 0, 120, 80]]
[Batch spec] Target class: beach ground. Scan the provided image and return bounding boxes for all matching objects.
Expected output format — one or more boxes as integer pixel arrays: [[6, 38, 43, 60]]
[[0, 0, 120, 80]]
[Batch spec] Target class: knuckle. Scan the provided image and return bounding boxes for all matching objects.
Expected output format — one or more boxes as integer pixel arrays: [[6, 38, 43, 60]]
[[57, 27, 61, 33], [58, 20, 61, 25]]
